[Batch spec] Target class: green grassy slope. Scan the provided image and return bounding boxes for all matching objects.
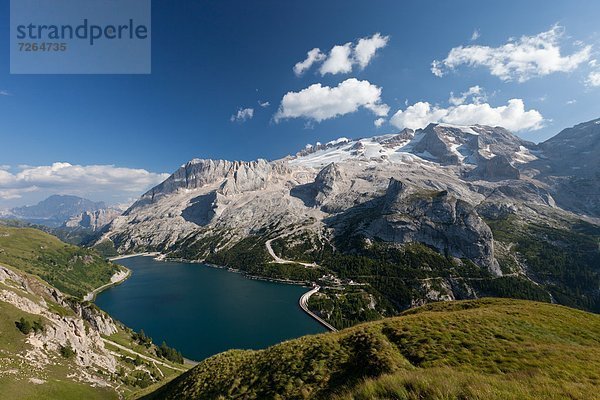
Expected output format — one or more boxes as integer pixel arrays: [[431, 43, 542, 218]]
[[0, 226, 187, 398], [142, 298, 600, 400], [486, 216, 600, 312], [0, 273, 120, 400], [0, 225, 119, 298]]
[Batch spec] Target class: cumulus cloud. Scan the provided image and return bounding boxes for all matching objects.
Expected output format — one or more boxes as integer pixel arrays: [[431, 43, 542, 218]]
[[274, 78, 388, 123], [258, 100, 270, 108], [432, 25, 591, 82], [230, 107, 254, 122], [293, 33, 389, 76], [390, 97, 544, 132], [354, 33, 390, 69], [0, 163, 169, 206], [471, 29, 480, 41], [293, 48, 326, 76], [320, 43, 354, 75]]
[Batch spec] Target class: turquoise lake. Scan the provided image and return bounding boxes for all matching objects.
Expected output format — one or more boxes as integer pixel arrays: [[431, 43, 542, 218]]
[[95, 256, 326, 361]]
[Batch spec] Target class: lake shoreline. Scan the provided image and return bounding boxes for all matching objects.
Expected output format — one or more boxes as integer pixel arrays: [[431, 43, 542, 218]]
[[83, 266, 131, 302], [109, 253, 335, 332], [154, 255, 337, 331], [95, 254, 326, 361]]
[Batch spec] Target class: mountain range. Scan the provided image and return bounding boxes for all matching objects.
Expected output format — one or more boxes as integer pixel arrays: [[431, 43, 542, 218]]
[[6, 194, 115, 228], [95, 118, 600, 321], [0, 118, 599, 399]]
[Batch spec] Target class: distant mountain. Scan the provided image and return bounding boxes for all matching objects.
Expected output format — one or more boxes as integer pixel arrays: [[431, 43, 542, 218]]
[[539, 117, 600, 178], [64, 208, 123, 231], [530, 118, 600, 216], [98, 119, 600, 321], [9, 195, 107, 227]]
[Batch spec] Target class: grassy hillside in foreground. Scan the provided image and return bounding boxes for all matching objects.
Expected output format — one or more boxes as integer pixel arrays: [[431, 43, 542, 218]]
[[0, 225, 119, 298], [142, 299, 600, 400]]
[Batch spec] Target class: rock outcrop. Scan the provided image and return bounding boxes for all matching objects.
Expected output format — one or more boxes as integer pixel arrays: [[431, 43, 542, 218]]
[[365, 179, 500, 274], [0, 265, 118, 379], [64, 208, 122, 231], [468, 155, 520, 181]]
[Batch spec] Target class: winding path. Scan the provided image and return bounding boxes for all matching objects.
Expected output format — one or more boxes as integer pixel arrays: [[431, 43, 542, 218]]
[[265, 238, 318, 267], [108, 252, 160, 261], [264, 236, 337, 331], [102, 338, 187, 372]]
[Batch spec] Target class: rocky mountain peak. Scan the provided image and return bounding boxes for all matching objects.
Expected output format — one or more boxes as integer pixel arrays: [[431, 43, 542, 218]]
[[411, 123, 533, 167], [135, 158, 280, 205], [63, 208, 123, 231], [539, 117, 600, 177], [468, 154, 521, 181]]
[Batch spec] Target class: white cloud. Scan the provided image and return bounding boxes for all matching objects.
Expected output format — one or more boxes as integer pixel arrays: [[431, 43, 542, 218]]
[[432, 25, 591, 82], [0, 169, 15, 185], [0, 90, 10, 96], [374, 118, 386, 128], [293, 48, 326, 76], [258, 100, 270, 108], [448, 85, 486, 106], [294, 33, 389, 76], [390, 102, 448, 131], [0, 163, 169, 206], [586, 71, 600, 87], [566, 99, 577, 105], [230, 107, 254, 122], [274, 78, 388, 123], [390, 98, 544, 132], [471, 29, 480, 41], [430, 60, 443, 77], [354, 33, 389, 69], [319, 43, 354, 75]]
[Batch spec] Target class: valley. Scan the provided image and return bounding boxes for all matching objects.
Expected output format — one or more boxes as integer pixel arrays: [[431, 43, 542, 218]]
[[1, 119, 598, 399], [3, 4, 600, 398], [93, 120, 600, 329]]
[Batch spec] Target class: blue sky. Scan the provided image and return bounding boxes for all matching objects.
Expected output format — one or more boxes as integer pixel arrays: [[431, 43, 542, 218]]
[[1, 0, 600, 207]]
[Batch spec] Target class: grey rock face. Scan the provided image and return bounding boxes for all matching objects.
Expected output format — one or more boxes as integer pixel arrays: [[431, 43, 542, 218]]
[[412, 124, 466, 164], [412, 124, 533, 167], [366, 179, 500, 275], [312, 163, 349, 210], [129, 158, 285, 211], [468, 155, 520, 181], [475, 202, 517, 220], [539, 118, 600, 178], [378, 128, 414, 147], [530, 118, 600, 217], [64, 208, 122, 231], [181, 191, 219, 226]]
